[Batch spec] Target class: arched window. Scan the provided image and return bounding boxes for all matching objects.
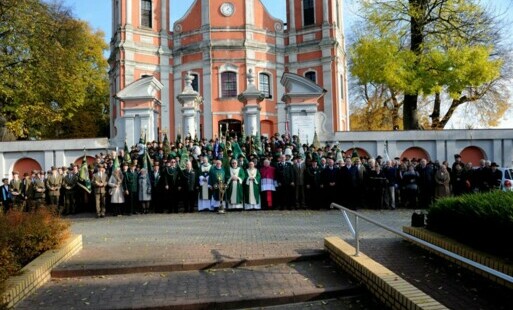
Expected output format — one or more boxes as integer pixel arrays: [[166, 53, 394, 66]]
[[303, 0, 315, 26], [141, 0, 152, 28], [259, 73, 272, 99], [305, 71, 316, 83], [221, 71, 237, 97]]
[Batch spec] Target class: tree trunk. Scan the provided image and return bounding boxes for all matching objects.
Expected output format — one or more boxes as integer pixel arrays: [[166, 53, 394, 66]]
[[403, 0, 428, 130], [430, 92, 441, 129], [390, 92, 401, 130]]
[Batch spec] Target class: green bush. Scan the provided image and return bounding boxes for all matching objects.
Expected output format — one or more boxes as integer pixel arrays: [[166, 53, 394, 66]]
[[0, 207, 70, 288], [427, 191, 513, 260]]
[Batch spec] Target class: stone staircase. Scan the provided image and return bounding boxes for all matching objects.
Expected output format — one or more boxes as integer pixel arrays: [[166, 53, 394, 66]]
[[15, 254, 380, 309]]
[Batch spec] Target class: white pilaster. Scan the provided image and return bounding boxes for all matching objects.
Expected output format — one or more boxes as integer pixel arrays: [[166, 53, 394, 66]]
[[126, 0, 132, 25], [288, 0, 295, 30], [202, 60, 213, 139], [322, 60, 334, 133], [323, 0, 329, 24]]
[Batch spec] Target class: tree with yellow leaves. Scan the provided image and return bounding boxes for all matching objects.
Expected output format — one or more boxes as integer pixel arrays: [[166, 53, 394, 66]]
[[350, 0, 509, 130], [0, 0, 109, 140]]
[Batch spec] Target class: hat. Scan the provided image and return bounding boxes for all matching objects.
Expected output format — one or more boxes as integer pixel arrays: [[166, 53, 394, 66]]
[[454, 154, 461, 159], [376, 155, 382, 160], [23, 172, 30, 177], [491, 162, 499, 167], [12, 171, 19, 175]]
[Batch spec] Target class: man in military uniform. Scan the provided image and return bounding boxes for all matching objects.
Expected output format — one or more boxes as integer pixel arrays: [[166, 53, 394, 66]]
[[46, 166, 63, 211], [93, 164, 108, 218], [123, 162, 138, 215], [33, 171, 46, 209], [21, 172, 33, 211], [62, 165, 78, 215], [9, 171, 23, 210], [163, 159, 182, 213]]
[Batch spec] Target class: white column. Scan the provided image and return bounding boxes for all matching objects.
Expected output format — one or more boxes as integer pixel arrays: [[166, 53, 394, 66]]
[[0, 152, 6, 178], [44, 151, 54, 172], [182, 107, 197, 139], [243, 105, 261, 136]]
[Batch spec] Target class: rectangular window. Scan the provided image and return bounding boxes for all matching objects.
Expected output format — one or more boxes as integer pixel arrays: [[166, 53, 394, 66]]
[[303, 0, 315, 26], [141, 0, 152, 28], [191, 74, 199, 92], [259, 73, 272, 99], [221, 72, 237, 97]]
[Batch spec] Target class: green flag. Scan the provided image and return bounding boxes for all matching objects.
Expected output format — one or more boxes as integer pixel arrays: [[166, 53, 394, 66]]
[[351, 148, 360, 161], [143, 148, 153, 171], [77, 152, 91, 194], [123, 141, 132, 164], [231, 141, 245, 160], [113, 151, 120, 171]]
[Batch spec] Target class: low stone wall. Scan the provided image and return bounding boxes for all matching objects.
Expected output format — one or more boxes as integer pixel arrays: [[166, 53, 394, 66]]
[[0, 234, 82, 309], [325, 236, 447, 310], [403, 227, 513, 289]]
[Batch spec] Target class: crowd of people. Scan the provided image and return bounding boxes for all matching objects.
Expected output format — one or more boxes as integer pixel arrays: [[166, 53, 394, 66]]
[[0, 132, 505, 217]]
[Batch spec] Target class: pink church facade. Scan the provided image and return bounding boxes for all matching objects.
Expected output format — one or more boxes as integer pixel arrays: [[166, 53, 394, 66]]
[[109, 0, 349, 146]]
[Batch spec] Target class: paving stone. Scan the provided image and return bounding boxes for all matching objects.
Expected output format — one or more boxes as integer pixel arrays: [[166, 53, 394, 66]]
[[14, 209, 512, 309]]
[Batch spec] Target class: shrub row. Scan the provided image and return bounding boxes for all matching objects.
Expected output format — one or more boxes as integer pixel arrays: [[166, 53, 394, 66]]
[[0, 208, 70, 288], [427, 191, 513, 260]]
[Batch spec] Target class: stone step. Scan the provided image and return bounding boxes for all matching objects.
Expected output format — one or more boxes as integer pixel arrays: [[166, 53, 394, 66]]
[[51, 252, 327, 278], [17, 260, 364, 310], [245, 296, 382, 310]]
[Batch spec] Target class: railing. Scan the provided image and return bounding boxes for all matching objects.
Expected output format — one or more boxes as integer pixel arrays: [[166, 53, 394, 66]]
[[330, 203, 513, 285]]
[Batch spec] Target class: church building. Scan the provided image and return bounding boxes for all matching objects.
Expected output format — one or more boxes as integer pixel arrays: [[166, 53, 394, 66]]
[[109, 0, 349, 146]]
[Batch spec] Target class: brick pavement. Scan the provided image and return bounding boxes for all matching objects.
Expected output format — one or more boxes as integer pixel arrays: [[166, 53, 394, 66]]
[[16, 260, 363, 310], [13, 209, 512, 309]]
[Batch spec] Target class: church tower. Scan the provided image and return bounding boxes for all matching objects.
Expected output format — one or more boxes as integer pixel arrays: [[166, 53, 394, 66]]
[[109, 0, 171, 145], [285, 0, 349, 132]]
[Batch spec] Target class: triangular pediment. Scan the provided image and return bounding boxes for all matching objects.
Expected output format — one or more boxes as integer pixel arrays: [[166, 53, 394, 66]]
[[280, 73, 326, 95], [116, 75, 164, 100]]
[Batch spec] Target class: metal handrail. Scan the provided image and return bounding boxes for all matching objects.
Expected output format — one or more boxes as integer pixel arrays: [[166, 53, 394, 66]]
[[330, 203, 513, 285]]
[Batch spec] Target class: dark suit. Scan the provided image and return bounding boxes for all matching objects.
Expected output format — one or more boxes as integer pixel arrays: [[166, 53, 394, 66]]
[[1, 184, 12, 212], [293, 163, 306, 209], [321, 166, 338, 209], [305, 165, 322, 209], [149, 168, 164, 212], [163, 166, 182, 213], [181, 168, 198, 213]]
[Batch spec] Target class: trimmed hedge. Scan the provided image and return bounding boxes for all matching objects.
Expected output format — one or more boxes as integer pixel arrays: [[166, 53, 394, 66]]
[[0, 208, 70, 289], [427, 191, 513, 260]]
